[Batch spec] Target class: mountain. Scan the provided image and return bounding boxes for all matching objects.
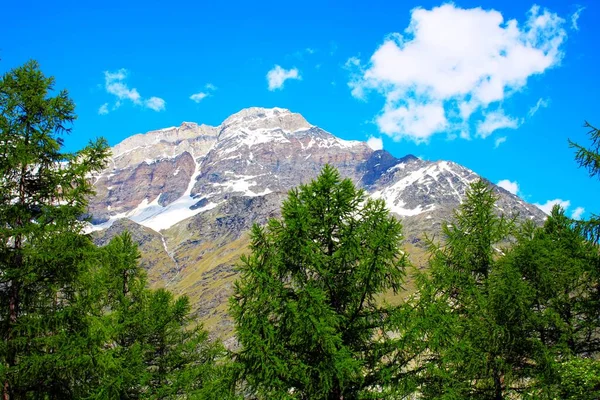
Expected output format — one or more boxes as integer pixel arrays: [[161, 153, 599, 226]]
[[88, 107, 546, 338]]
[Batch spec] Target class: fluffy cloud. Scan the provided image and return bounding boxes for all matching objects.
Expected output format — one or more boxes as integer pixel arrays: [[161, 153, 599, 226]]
[[571, 6, 585, 30], [144, 97, 166, 112], [267, 65, 301, 91], [497, 179, 519, 195], [571, 206, 585, 220], [528, 97, 550, 117], [534, 199, 571, 215], [366, 136, 383, 151], [100, 69, 165, 113], [190, 83, 217, 103], [347, 4, 566, 142]]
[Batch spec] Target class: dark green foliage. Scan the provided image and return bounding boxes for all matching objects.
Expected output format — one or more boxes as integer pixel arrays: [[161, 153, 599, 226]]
[[230, 165, 410, 399], [413, 180, 600, 399], [506, 207, 600, 357], [88, 233, 238, 400], [569, 121, 600, 180], [0, 60, 109, 398], [413, 180, 529, 399], [569, 121, 600, 243], [0, 61, 236, 399], [502, 207, 600, 398], [553, 358, 600, 400]]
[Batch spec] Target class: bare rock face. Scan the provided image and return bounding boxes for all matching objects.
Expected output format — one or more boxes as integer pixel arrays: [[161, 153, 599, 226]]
[[88, 106, 548, 337]]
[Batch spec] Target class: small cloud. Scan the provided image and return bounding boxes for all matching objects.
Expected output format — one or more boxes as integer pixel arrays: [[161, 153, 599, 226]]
[[571, 206, 585, 220], [528, 97, 550, 117], [497, 179, 519, 195], [145, 97, 166, 112], [477, 110, 520, 138], [105, 69, 141, 104], [366, 136, 384, 151], [190, 83, 217, 103], [305, 48, 316, 54], [534, 198, 571, 215], [98, 103, 109, 115], [494, 136, 507, 148], [190, 92, 209, 103], [345, 57, 361, 69], [266, 65, 301, 91], [102, 68, 165, 112], [571, 6, 585, 30]]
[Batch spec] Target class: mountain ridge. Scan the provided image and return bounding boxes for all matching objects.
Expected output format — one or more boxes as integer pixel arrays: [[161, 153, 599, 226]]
[[88, 106, 547, 337]]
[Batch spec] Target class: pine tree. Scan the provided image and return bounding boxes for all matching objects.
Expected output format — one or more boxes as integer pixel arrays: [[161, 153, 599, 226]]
[[413, 181, 600, 399], [412, 180, 537, 400], [230, 165, 411, 399], [503, 206, 600, 398], [569, 121, 600, 243], [89, 233, 238, 400], [0, 60, 109, 398]]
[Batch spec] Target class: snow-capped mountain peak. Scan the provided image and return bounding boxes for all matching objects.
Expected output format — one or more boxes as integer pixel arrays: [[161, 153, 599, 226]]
[[88, 107, 546, 235]]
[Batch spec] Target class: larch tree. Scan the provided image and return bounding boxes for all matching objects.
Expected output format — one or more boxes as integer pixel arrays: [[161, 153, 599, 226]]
[[88, 233, 238, 400], [411, 180, 533, 400], [569, 121, 600, 243], [0, 60, 110, 398], [503, 206, 600, 399], [230, 165, 414, 400]]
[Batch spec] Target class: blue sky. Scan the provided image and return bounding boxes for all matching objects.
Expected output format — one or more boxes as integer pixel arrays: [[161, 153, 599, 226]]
[[2, 0, 599, 218]]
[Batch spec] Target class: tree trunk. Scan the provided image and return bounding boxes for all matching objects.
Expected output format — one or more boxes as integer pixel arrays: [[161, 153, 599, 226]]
[[4, 158, 29, 400], [493, 363, 503, 400]]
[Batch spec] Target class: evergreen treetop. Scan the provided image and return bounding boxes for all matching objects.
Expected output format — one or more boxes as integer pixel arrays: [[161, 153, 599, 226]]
[[231, 165, 411, 399]]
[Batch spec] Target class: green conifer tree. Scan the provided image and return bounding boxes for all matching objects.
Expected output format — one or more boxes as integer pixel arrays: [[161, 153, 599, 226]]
[[569, 121, 600, 243], [90, 233, 237, 400], [0, 60, 109, 399], [230, 165, 411, 399], [412, 180, 533, 400], [503, 206, 600, 398]]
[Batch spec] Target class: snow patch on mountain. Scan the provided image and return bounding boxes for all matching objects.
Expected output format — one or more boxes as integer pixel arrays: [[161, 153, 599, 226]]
[[212, 174, 273, 197]]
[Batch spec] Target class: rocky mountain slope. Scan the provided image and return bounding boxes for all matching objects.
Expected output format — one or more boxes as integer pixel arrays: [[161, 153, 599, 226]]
[[88, 107, 546, 337]]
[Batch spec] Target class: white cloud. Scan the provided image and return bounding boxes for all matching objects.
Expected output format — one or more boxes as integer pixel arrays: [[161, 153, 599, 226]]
[[528, 97, 550, 117], [571, 206, 585, 220], [190, 92, 208, 102], [190, 92, 210, 103], [494, 136, 507, 148], [571, 6, 585, 30], [305, 48, 316, 54], [266, 65, 301, 91], [496, 179, 519, 195], [377, 101, 447, 143], [144, 97, 166, 112], [104, 69, 141, 103], [98, 103, 109, 115], [348, 4, 566, 142], [477, 110, 520, 138], [102, 69, 165, 112], [534, 199, 571, 215], [190, 83, 217, 103], [366, 136, 383, 151]]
